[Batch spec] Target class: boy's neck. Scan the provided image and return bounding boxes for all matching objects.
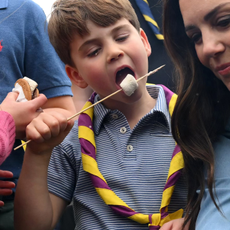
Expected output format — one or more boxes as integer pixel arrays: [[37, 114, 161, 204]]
[[124, 91, 156, 129], [101, 87, 156, 129]]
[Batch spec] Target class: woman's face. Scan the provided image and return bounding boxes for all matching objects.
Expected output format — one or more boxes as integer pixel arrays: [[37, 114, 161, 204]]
[[180, 0, 230, 90]]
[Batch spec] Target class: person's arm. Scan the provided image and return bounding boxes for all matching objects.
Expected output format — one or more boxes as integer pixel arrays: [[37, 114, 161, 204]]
[[0, 111, 15, 165], [22, 2, 76, 121], [0, 110, 16, 207], [42, 96, 76, 118], [14, 111, 74, 230], [15, 148, 68, 230]]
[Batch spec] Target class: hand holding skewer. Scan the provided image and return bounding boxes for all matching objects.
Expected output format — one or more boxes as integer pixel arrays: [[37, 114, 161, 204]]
[[14, 64, 165, 150]]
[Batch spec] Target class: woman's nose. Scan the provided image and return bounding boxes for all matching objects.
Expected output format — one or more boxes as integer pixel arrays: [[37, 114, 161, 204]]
[[202, 33, 225, 58]]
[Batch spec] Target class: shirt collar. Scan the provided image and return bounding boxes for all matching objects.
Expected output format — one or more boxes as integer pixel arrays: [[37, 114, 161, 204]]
[[149, 85, 170, 125], [0, 0, 8, 9], [93, 85, 171, 135]]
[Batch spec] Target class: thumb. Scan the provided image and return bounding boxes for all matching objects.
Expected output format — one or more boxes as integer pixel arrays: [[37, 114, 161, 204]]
[[5, 92, 19, 101], [29, 94, 47, 110]]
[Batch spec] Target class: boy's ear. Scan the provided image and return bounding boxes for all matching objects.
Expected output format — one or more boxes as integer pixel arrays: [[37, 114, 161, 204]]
[[65, 65, 88, 89], [140, 28, 151, 57]]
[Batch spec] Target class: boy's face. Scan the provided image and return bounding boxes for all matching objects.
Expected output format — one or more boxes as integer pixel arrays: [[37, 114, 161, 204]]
[[67, 18, 151, 108]]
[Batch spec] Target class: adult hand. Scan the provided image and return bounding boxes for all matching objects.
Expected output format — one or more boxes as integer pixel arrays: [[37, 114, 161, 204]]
[[160, 218, 189, 230], [0, 170, 15, 207]]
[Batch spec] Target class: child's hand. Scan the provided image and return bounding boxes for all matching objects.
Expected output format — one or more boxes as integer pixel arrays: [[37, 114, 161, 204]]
[[0, 92, 47, 139], [26, 111, 74, 154], [0, 170, 15, 207], [160, 218, 189, 230]]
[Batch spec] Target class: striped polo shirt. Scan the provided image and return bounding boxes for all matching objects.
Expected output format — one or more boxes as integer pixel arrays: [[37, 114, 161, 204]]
[[48, 84, 187, 230]]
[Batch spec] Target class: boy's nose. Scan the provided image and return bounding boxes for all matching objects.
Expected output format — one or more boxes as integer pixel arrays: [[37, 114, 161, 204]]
[[107, 49, 124, 63]]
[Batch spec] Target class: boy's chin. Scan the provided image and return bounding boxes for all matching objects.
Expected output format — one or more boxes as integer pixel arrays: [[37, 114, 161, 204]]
[[122, 90, 144, 103]]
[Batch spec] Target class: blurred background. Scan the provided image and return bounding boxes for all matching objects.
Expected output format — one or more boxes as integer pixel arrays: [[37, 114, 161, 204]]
[[33, 0, 53, 17]]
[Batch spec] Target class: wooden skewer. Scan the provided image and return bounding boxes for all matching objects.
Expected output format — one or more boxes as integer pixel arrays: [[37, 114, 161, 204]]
[[14, 64, 165, 151]]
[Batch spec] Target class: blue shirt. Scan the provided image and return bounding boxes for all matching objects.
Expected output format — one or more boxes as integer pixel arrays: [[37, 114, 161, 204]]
[[196, 121, 230, 229], [48, 85, 187, 230], [0, 0, 73, 196]]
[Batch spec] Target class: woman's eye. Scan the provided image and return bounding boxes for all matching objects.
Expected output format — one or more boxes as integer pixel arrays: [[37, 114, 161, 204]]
[[189, 32, 202, 44], [88, 48, 101, 57], [216, 17, 230, 28]]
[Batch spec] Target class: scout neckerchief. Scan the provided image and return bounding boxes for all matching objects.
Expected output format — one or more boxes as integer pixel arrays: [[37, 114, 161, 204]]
[[78, 85, 184, 230], [135, 0, 164, 40]]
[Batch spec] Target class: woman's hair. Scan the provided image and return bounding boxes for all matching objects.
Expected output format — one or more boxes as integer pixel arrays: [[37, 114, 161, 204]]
[[163, 0, 230, 229], [48, 0, 140, 66]]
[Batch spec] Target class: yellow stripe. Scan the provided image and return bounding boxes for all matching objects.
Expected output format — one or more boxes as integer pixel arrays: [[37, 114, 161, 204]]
[[169, 94, 177, 116], [82, 153, 107, 183], [78, 126, 96, 148], [96, 188, 150, 224], [143, 0, 149, 5], [167, 151, 184, 179], [21, 140, 26, 151], [149, 213, 161, 226], [82, 101, 94, 119], [146, 83, 155, 86], [82, 101, 92, 110], [143, 12, 164, 40], [160, 209, 184, 226], [160, 186, 175, 208], [155, 34, 164, 40], [95, 188, 130, 207], [143, 15, 159, 28], [129, 213, 149, 224]]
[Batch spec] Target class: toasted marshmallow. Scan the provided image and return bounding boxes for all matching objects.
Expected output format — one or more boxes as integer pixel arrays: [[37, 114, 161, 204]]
[[120, 74, 138, 96], [23, 77, 38, 93], [14, 77, 39, 101]]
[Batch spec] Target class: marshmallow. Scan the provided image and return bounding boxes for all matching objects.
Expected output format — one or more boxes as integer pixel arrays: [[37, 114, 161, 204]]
[[23, 77, 38, 93], [120, 74, 138, 96], [14, 77, 39, 101]]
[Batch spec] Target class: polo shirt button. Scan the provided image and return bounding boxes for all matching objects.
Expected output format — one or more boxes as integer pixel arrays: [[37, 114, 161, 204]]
[[127, 145, 133, 152], [120, 127, 127, 134], [111, 114, 118, 119]]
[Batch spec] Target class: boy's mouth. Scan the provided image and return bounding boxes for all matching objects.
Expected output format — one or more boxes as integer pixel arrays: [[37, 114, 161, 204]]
[[115, 67, 135, 86]]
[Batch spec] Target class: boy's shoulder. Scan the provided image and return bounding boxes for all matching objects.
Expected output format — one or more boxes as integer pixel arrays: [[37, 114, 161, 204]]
[[146, 84, 177, 125], [146, 84, 176, 98]]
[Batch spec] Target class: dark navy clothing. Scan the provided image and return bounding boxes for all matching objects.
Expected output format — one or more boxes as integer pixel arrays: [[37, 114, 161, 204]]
[[129, 0, 175, 91]]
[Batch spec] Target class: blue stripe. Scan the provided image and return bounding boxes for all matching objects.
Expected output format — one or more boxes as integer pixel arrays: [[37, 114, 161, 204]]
[[135, 0, 163, 39]]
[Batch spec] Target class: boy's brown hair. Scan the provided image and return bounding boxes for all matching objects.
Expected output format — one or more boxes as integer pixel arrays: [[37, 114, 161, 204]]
[[48, 0, 140, 66]]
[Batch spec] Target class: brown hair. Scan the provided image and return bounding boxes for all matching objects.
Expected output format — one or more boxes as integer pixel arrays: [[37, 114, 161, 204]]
[[163, 0, 230, 229], [48, 0, 140, 66]]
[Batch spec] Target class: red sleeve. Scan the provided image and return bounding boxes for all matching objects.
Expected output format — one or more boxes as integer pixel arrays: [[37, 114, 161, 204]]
[[0, 111, 16, 165]]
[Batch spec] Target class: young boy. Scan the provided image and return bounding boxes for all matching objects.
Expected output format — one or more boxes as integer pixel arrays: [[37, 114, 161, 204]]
[[14, 0, 187, 229]]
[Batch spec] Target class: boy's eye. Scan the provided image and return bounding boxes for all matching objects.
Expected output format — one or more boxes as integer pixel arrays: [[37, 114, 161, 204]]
[[87, 48, 101, 57], [116, 35, 129, 42]]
